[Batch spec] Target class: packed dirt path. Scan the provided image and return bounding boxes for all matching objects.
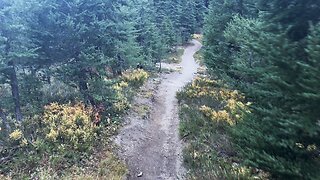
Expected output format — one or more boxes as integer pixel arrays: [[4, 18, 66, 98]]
[[115, 40, 202, 180]]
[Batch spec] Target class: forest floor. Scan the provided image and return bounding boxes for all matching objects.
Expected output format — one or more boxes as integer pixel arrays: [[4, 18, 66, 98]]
[[114, 40, 202, 180]]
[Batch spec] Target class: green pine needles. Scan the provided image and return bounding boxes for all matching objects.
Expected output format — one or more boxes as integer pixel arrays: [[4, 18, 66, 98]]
[[203, 0, 320, 179]]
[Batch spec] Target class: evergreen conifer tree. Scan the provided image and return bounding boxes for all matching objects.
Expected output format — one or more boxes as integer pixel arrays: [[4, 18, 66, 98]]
[[0, 0, 38, 122]]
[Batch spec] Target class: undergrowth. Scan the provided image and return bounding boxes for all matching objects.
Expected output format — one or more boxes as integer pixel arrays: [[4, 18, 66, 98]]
[[0, 69, 149, 179], [177, 76, 269, 180], [164, 47, 185, 64]]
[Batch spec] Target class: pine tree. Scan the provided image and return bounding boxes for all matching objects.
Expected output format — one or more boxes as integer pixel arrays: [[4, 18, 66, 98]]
[[232, 26, 320, 179], [161, 16, 177, 48], [177, 0, 197, 43], [204, 0, 320, 178], [29, 0, 140, 106], [203, 0, 238, 78], [258, 0, 320, 41], [203, 0, 257, 79], [193, 0, 207, 32], [135, 1, 166, 66], [222, 2, 320, 179], [0, 0, 38, 122]]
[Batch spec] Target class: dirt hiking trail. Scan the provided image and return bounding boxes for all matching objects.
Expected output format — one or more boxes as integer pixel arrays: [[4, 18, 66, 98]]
[[115, 40, 202, 180]]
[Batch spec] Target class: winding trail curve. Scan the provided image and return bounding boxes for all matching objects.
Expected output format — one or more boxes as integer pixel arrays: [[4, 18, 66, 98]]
[[115, 40, 202, 180]]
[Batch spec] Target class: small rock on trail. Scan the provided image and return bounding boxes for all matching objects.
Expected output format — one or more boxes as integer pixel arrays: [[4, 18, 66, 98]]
[[115, 40, 202, 180]]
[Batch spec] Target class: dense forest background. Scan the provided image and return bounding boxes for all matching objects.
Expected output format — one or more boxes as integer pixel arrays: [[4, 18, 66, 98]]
[[0, 0, 207, 122], [1, 0, 320, 179]]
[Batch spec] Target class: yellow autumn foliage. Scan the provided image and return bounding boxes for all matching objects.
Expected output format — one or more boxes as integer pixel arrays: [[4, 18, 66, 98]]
[[112, 81, 129, 92], [9, 129, 28, 147], [185, 77, 244, 101], [183, 77, 251, 125], [199, 105, 234, 125], [113, 98, 131, 112], [192, 34, 203, 41], [112, 81, 130, 112], [42, 102, 97, 150], [9, 129, 23, 141], [122, 69, 149, 87], [111, 69, 149, 112]]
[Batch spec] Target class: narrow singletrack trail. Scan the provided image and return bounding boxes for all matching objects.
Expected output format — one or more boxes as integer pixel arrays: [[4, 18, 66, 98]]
[[115, 40, 202, 180]]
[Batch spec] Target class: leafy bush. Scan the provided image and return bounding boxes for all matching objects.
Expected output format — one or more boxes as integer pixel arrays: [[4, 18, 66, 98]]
[[0, 68, 150, 178], [41, 103, 97, 152], [122, 69, 149, 88], [178, 77, 249, 126], [110, 69, 149, 113], [192, 34, 203, 41], [8, 129, 28, 147], [112, 81, 131, 113]]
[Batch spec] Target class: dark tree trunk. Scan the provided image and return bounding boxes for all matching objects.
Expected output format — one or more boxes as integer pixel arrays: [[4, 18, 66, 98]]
[[9, 64, 23, 122], [117, 54, 124, 74], [4, 39, 22, 122]]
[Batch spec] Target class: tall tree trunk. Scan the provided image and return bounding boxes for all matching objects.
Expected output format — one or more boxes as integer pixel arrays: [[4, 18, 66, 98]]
[[9, 64, 23, 122], [5, 40, 22, 122]]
